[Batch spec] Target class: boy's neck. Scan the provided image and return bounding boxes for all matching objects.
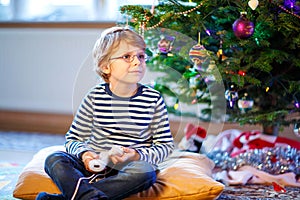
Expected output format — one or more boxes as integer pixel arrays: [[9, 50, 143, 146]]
[[109, 83, 138, 97]]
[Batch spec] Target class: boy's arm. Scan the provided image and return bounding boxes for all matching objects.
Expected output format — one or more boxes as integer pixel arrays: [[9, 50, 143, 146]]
[[64, 92, 95, 158], [135, 96, 174, 165]]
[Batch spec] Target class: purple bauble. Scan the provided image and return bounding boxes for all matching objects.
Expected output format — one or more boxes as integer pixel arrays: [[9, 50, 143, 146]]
[[232, 14, 255, 39]]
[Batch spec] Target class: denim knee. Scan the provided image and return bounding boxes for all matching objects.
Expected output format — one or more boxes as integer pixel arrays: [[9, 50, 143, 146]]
[[44, 151, 68, 173], [124, 161, 157, 186]]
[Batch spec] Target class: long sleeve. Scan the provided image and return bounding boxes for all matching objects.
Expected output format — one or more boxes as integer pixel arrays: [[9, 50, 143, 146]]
[[135, 95, 174, 165], [64, 92, 95, 158]]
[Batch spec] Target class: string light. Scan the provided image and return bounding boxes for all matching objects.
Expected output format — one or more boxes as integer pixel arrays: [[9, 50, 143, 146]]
[[270, 0, 300, 19], [130, 0, 300, 33], [145, 3, 203, 30], [293, 94, 300, 109], [174, 99, 179, 110], [218, 39, 223, 62], [131, 1, 299, 35], [294, 101, 300, 109], [205, 29, 211, 36]]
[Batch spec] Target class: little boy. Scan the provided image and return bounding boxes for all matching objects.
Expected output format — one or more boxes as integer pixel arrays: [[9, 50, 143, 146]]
[[36, 27, 174, 200]]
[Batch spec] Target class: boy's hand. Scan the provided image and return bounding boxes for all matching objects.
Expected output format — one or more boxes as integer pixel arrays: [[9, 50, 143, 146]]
[[81, 151, 99, 172], [110, 147, 140, 164]]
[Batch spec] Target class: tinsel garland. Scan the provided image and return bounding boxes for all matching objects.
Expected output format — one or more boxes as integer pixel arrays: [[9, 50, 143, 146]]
[[207, 146, 300, 176]]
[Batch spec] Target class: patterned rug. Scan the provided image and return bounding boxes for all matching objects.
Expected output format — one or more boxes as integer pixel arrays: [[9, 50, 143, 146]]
[[0, 131, 65, 200], [0, 131, 65, 152], [0, 162, 25, 200], [217, 184, 300, 200]]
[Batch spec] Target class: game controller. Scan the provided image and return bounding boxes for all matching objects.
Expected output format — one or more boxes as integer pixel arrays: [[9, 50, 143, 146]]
[[88, 145, 124, 172]]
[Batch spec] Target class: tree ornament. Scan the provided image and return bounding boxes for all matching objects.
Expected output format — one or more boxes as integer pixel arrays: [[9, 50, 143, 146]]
[[189, 44, 209, 66], [248, 0, 259, 10], [232, 12, 255, 39], [178, 123, 207, 153], [294, 123, 300, 137], [208, 146, 300, 176], [217, 39, 229, 62], [189, 73, 201, 89], [238, 70, 246, 76], [157, 35, 175, 56], [294, 100, 300, 108], [205, 60, 217, 82], [283, 0, 297, 13], [293, 93, 300, 111], [238, 93, 254, 113], [174, 99, 179, 110], [191, 98, 197, 104], [189, 32, 210, 67], [225, 85, 239, 109]]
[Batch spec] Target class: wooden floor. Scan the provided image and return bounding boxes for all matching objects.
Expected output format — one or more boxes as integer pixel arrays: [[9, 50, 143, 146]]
[[0, 110, 73, 134], [1, 109, 299, 142]]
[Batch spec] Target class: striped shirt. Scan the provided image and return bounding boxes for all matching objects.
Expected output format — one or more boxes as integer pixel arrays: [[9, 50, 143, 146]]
[[65, 83, 174, 165]]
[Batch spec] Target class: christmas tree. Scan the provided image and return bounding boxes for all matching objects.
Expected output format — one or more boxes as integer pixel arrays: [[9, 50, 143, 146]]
[[119, 0, 300, 135]]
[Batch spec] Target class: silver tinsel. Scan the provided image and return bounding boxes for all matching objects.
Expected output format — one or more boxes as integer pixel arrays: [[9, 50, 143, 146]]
[[207, 146, 300, 175]]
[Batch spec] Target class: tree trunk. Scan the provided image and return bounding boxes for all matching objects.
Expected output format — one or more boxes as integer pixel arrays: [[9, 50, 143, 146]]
[[262, 124, 279, 136]]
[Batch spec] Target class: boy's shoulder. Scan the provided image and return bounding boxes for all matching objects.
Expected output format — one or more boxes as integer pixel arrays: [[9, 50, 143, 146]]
[[91, 82, 106, 90], [86, 83, 107, 94], [140, 84, 161, 96]]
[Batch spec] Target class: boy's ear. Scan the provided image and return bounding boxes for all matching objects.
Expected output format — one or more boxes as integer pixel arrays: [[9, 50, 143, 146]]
[[101, 64, 111, 74]]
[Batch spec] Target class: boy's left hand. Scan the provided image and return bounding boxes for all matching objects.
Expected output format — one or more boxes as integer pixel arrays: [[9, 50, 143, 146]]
[[110, 147, 140, 164]]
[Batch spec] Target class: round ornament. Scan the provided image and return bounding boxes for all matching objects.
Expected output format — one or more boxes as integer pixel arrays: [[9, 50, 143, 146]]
[[158, 37, 172, 54], [294, 123, 300, 137], [225, 85, 238, 108], [232, 13, 255, 39], [238, 93, 254, 113], [205, 60, 216, 82], [189, 44, 209, 66], [225, 90, 239, 101]]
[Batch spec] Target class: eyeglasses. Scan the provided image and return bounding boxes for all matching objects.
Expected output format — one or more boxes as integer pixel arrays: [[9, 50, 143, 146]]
[[109, 28, 129, 34], [110, 53, 148, 63]]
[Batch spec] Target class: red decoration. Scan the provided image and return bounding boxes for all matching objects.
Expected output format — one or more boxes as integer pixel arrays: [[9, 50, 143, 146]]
[[231, 130, 300, 157], [238, 70, 246, 76], [185, 123, 207, 140], [232, 13, 255, 39], [272, 182, 286, 193], [178, 123, 207, 153]]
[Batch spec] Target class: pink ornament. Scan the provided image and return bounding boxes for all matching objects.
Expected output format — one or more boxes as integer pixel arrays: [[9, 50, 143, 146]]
[[232, 14, 255, 39]]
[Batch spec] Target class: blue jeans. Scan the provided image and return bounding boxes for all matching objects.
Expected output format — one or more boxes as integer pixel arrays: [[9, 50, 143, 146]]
[[44, 151, 157, 200]]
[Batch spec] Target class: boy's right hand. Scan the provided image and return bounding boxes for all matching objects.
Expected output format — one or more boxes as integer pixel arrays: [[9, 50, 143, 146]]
[[81, 151, 99, 172]]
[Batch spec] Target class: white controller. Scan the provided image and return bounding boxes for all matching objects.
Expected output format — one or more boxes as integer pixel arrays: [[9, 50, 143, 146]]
[[109, 145, 124, 156], [89, 145, 124, 172]]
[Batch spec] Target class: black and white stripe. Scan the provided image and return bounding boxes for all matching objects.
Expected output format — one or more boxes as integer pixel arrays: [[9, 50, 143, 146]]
[[65, 83, 174, 165]]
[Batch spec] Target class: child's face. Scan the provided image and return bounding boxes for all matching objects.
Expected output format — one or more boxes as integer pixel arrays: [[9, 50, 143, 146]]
[[105, 41, 146, 86]]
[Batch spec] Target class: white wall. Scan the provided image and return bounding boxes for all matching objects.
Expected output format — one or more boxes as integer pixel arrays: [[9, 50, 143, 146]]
[[0, 28, 102, 114], [0, 27, 164, 115]]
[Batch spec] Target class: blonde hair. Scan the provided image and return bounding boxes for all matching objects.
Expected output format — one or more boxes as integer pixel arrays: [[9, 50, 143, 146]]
[[93, 27, 146, 82]]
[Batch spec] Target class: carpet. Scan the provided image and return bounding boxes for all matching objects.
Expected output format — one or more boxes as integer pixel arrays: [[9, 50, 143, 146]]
[[0, 131, 65, 152], [0, 162, 25, 200], [217, 184, 300, 200], [0, 131, 65, 200]]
